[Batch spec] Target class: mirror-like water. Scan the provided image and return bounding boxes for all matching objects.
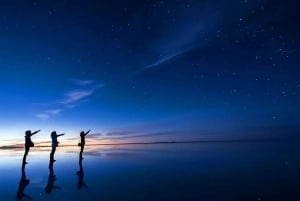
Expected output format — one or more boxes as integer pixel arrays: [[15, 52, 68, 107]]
[[0, 141, 299, 201]]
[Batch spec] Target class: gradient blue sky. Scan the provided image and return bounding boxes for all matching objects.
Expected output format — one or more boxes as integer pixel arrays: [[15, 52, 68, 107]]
[[0, 0, 299, 142]]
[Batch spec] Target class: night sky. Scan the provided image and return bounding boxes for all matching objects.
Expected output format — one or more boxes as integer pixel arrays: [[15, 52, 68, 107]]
[[0, 0, 299, 143]]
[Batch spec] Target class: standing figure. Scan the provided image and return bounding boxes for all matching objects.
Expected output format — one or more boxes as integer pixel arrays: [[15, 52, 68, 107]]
[[50, 131, 64, 162], [22, 129, 40, 164], [78, 130, 90, 157]]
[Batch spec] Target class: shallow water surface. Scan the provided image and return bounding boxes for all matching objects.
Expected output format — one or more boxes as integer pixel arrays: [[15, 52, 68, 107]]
[[0, 142, 299, 201]]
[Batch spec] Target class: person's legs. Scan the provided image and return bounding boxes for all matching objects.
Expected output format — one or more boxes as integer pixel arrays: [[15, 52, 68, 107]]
[[50, 146, 56, 161], [22, 147, 29, 164], [79, 145, 84, 158], [80, 145, 84, 154]]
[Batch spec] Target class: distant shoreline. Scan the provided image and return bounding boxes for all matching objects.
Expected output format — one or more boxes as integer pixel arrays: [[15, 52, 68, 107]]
[[1, 138, 299, 150]]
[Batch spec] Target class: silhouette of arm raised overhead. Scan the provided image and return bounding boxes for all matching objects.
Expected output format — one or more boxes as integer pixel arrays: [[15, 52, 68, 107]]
[[31, 130, 41, 136], [84, 130, 91, 136]]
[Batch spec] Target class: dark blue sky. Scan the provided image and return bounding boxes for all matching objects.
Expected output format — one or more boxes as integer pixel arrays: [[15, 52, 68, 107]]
[[0, 0, 299, 141]]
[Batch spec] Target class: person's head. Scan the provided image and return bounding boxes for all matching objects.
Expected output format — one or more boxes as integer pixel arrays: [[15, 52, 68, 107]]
[[25, 130, 31, 136], [80, 131, 85, 137], [51, 131, 57, 136]]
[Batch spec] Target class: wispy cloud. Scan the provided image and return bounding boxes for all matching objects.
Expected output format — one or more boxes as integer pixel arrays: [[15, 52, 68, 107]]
[[87, 133, 103, 138], [46, 109, 62, 115], [104, 130, 177, 140], [141, 46, 195, 71], [137, 4, 221, 73], [106, 131, 136, 136], [36, 108, 62, 120], [60, 82, 103, 106], [36, 113, 50, 120], [36, 79, 104, 120], [70, 78, 95, 86], [60, 89, 94, 105]]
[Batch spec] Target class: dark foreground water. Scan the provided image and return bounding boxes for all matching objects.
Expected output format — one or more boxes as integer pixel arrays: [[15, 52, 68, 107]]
[[0, 141, 300, 201]]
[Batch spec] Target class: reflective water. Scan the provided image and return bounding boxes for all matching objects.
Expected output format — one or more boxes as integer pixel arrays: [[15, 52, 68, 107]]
[[0, 141, 299, 201]]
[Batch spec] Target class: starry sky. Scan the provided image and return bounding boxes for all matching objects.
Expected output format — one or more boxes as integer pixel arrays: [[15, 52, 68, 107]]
[[0, 0, 299, 143]]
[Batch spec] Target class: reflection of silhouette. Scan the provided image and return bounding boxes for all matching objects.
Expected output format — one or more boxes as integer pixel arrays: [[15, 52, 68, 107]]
[[16, 164, 32, 200], [76, 130, 90, 189], [22, 130, 40, 164], [76, 153, 88, 189], [50, 131, 64, 162], [78, 130, 90, 158], [45, 160, 61, 194]]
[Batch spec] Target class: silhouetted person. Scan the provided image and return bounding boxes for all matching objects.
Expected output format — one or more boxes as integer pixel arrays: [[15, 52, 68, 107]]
[[78, 130, 90, 157], [16, 164, 32, 200], [22, 129, 40, 164], [45, 160, 61, 194], [50, 131, 64, 162], [76, 153, 88, 189]]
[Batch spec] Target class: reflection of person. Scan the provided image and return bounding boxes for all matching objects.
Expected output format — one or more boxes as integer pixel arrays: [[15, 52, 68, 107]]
[[50, 131, 65, 162], [76, 155, 88, 189], [22, 129, 40, 164], [45, 161, 61, 194], [16, 164, 32, 200], [78, 130, 90, 157]]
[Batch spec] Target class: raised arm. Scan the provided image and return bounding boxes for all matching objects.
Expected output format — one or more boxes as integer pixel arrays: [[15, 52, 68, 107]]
[[31, 129, 41, 136], [84, 130, 91, 136], [57, 133, 65, 137]]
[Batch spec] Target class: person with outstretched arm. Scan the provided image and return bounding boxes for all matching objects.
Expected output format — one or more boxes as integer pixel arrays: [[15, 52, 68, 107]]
[[50, 131, 65, 162], [78, 130, 90, 157], [22, 129, 40, 164]]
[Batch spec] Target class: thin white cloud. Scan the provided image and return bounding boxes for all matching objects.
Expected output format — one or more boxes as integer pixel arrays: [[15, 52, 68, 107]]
[[137, 5, 221, 73], [36, 108, 62, 120], [36, 79, 103, 120], [70, 79, 95, 86], [46, 109, 62, 115], [141, 47, 194, 71], [36, 113, 50, 120], [60, 83, 104, 106], [65, 104, 77, 109], [61, 89, 94, 105]]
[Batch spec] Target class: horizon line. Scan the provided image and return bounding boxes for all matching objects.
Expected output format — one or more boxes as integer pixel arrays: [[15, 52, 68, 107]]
[[1, 138, 297, 150]]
